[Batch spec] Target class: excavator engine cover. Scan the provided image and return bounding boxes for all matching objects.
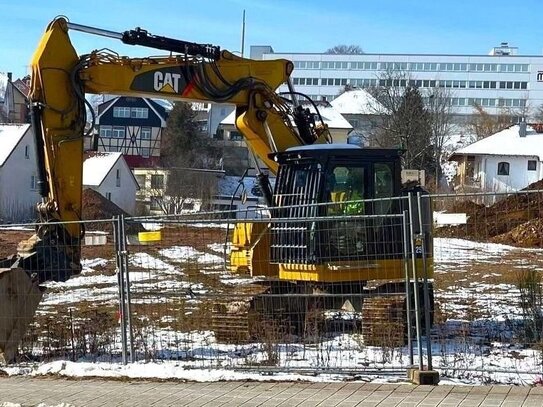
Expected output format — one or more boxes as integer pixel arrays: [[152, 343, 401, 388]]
[[0, 268, 43, 364]]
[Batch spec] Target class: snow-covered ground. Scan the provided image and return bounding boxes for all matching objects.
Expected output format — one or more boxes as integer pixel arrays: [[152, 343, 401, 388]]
[[7, 237, 543, 385]]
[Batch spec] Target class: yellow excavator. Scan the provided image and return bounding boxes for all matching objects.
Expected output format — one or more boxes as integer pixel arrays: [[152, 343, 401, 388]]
[[0, 17, 433, 363]]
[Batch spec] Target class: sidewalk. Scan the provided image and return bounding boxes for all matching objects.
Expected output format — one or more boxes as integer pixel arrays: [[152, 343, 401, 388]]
[[2, 376, 543, 406]]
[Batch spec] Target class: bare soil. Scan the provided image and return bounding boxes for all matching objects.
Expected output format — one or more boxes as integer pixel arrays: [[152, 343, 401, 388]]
[[435, 180, 543, 247]]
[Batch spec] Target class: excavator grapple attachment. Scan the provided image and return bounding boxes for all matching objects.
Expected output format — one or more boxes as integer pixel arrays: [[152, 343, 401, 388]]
[[0, 267, 43, 364]]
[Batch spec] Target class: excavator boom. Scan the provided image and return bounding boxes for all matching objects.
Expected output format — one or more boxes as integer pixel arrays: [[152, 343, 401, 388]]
[[0, 17, 330, 362]]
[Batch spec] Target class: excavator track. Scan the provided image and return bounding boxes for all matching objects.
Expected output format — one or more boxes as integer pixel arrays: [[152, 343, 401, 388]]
[[362, 295, 407, 347], [211, 283, 270, 343]]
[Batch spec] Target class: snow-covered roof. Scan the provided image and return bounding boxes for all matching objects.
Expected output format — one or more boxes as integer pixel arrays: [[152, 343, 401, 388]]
[[331, 89, 387, 115], [83, 152, 122, 186], [0, 124, 31, 166], [220, 104, 352, 130], [450, 125, 543, 160]]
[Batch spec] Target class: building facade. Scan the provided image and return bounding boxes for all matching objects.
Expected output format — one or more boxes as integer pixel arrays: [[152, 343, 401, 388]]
[[251, 43, 543, 119], [449, 124, 543, 193], [0, 124, 40, 221], [94, 97, 168, 167], [83, 152, 139, 215]]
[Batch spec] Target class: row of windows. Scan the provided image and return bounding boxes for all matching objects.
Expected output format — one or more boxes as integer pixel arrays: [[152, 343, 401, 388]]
[[438, 80, 527, 90], [437, 97, 527, 107], [496, 160, 537, 176], [293, 60, 530, 72], [113, 106, 149, 119], [104, 145, 153, 157], [297, 77, 529, 89], [99, 126, 152, 139]]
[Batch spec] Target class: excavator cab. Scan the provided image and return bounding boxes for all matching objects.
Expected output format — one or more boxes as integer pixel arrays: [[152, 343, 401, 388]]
[[231, 143, 433, 282], [270, 144, 404, 268]]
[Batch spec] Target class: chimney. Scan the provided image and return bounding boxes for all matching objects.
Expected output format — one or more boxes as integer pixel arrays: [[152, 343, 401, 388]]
[[519, 121, 527, 137], [7, 72, 12, 83]]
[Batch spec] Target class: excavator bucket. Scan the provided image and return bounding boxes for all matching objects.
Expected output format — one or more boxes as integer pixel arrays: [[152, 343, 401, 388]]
[[0, 267, 43, 364]]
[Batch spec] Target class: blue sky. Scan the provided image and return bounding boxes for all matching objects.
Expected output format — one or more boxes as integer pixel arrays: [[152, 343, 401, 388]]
[[2, 0, 543, 79]]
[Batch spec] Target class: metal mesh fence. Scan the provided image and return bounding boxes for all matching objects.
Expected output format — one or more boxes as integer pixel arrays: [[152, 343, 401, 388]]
[[0, 219, 122, 363], [3, 189, 543, 383], [428, 189, 543, 383], [121, 202, 420, 373]]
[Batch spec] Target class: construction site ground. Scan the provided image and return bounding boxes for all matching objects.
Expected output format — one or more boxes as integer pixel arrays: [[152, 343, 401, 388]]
[[3, 376, 543, 406]]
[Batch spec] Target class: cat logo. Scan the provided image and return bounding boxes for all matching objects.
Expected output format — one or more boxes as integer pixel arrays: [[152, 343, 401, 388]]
[[153, 71, 182, 93]]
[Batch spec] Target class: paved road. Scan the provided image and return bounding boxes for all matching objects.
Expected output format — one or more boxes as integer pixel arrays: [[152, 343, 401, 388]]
[[2, 377, 543, 406]]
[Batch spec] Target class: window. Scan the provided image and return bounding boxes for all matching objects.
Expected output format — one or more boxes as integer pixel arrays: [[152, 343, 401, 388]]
[[151, 174, 165, 189], [116, 169, 121, 187], [105, 192, 112, 200], [326, 166, 366, 216], [230, 131, 243, 141], [528, 160, 537, 171], [131, 107, 149, 119], [24, 145, 30, 159], [141, 147, 150, 158], [112, 126, 125, 138], [141, 127, 151, 140], [113, 107, 130, 118], [30, 175, 37, 191], [497, 162, 510, 176], [150, 196, 161, 210], [100, 126, 112, 138]]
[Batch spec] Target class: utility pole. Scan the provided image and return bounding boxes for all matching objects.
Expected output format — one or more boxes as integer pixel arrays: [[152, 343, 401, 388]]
[[240, 9, 246, 58]]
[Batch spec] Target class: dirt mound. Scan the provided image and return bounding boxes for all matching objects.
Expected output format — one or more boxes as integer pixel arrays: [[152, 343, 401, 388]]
[[435, 186, 543, 246], [82, 189, 143, 234], [491, 218, 543, 248], [524, 179, 543, 191]]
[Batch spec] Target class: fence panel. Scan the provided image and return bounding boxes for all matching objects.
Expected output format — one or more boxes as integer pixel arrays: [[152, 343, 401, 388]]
[[0, 219, 122, 363], [428, 190, 543, 384], [122, 200, 418, 374]]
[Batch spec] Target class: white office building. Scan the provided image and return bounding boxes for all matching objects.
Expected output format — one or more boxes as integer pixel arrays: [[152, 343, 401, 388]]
[[250, 43, 543, 120]]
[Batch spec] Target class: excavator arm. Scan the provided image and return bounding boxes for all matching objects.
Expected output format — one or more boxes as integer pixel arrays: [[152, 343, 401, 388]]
[[0, 17, 330, 362]]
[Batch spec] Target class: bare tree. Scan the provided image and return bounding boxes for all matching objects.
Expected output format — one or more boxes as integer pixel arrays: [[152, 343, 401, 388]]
[[367, 70, 455, 186], [425, 86, 455, 186], [534, 104, 543, 123], [468, 103, 516, 140], [325, 45, 364, 55], [149, 166, 219, 215]]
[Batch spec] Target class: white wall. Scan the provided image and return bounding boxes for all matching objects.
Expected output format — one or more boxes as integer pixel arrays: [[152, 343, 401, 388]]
[[88, 158, 137, 215], [480, 155, 541, 192], [0, 128, 40, 221], [209, 104, 235, 137]]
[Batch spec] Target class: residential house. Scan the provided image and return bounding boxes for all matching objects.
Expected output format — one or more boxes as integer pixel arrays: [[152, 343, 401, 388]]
[[449, 123, 543, 193], [83, 152, 139, 214], [0, 124, 40, 221], [330, 89, 386, 142], [217, 101, 352, 174], [133, 167, 222, 215], [94, 97, 168, 168], [1, 73, 30, 123]]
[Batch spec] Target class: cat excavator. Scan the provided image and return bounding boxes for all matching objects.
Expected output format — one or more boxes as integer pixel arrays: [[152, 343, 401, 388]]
[[0, 17, 433, 363]]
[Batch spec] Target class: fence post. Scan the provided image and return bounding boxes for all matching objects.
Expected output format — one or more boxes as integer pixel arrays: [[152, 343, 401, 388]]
[[417, 192, 433, 371], [408, 193, 424, 371], [113, 215, 128, 365], [120, 214, 135, 362], [402, 210, 414, 366]]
